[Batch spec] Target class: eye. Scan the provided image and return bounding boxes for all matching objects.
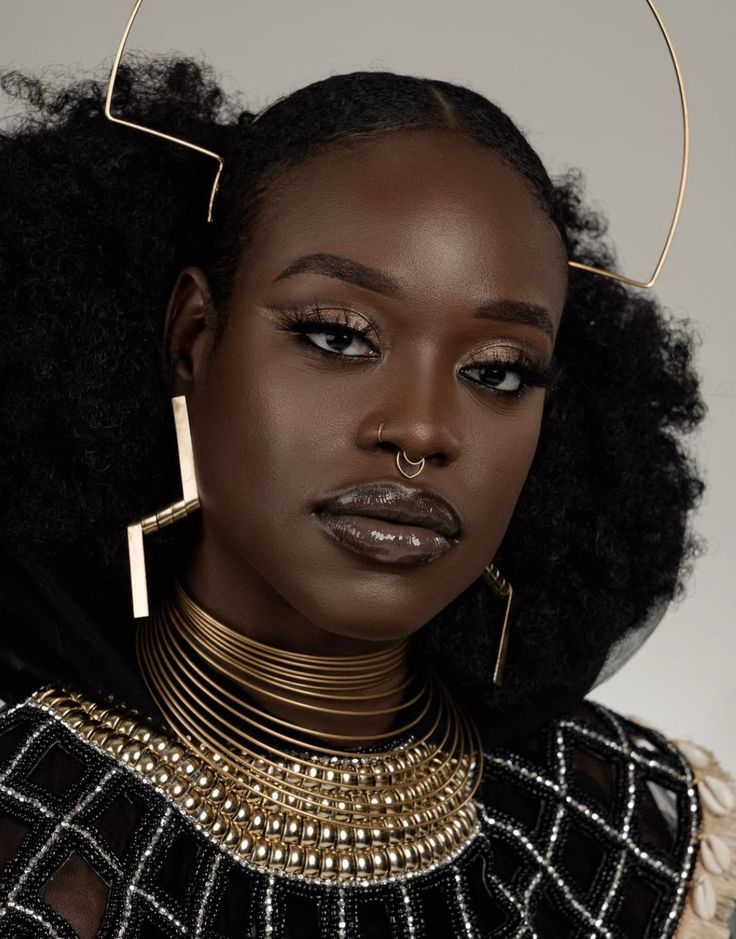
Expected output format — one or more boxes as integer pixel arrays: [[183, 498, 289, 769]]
[[271, 304, 380, 359], [460, 353, 554, 400], [303, 324, 377, 358], [462, 362, 524, 393]]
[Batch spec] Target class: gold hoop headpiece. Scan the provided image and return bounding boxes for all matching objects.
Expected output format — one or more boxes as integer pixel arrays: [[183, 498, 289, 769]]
[[105, 0, 688, 288]]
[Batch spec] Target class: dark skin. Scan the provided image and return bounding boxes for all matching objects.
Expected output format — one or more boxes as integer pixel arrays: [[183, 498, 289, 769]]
[[165, 127, 568, 739]]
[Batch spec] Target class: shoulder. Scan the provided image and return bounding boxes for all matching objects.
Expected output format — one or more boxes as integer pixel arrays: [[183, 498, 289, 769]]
[[0, 689, 164, 938], [479, 698, 736, 938]]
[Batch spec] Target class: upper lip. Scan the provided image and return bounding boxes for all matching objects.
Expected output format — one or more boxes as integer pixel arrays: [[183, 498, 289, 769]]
[[314, 481, 462, 539]]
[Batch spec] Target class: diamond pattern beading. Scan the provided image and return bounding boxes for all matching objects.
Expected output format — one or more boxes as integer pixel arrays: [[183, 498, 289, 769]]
[[0, 691, 702, 938]]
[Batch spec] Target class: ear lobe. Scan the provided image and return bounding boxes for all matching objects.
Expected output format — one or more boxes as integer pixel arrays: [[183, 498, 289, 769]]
[[164, 267, 214, 390]]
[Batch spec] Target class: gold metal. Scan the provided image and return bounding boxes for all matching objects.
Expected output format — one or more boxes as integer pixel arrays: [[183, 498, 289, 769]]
[[396, 450, 425, 479], [130, 580, 484, 846], [567, 0, 689, 289], [127, 395, 200, 618], [482, 563, 513, 687], [377, 422, 426, 479], [103, 1, 687, 286], [34, 686, 482, 882], [104, 0, 224, 223]]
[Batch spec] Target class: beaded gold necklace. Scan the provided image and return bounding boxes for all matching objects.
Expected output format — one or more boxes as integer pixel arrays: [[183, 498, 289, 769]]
[[128, 580, 483, 881]]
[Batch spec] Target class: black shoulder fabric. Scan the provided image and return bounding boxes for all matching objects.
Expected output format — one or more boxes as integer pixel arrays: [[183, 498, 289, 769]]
[[0, 690, 706, 939]]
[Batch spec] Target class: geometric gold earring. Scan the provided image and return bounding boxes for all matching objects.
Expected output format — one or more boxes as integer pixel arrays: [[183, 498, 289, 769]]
[[126, 395, 200, 619], [481, 562, 513, 687]]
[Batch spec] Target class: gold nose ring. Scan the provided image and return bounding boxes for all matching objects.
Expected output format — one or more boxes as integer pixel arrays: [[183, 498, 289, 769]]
[[377, 422, 426, 479]]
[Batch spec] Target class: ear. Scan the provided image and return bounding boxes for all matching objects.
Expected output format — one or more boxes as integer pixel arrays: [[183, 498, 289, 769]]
[[164, 267, 215, 395]]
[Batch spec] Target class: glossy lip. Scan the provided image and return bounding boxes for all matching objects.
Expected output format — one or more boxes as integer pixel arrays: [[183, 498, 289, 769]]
[[312, 481, 462, 567], [314, 481, 462, 539]]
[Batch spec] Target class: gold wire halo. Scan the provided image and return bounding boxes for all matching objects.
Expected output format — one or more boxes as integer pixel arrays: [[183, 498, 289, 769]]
[[104, 0, 688, 287], [103, 0, 223, 223], [104, 1, 688, 287], [105, 0, 690, 290]]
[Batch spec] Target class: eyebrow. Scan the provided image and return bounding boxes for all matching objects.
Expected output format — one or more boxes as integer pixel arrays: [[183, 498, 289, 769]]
[[274, 252, 554, 340]]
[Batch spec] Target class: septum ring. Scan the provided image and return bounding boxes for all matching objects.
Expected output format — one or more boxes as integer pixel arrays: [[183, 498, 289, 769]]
[[377, 422, 426, 480]]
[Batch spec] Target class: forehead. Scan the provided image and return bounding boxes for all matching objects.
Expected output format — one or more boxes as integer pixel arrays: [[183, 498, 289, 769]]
[[240, 128, 567, 318]]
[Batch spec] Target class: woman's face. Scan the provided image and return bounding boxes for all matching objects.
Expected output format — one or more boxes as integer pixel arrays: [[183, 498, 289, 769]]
[[168, 127, 567, 647]]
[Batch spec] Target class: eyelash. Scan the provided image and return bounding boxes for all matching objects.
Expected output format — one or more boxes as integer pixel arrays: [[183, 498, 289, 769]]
[[273, 304, 556, 400]]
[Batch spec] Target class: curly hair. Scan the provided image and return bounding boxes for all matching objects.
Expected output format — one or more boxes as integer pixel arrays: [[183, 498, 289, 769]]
[[0, 57, 706, 740]]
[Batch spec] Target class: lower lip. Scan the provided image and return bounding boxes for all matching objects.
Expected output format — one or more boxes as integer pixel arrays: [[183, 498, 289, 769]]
[[314, 513, 453, 566]]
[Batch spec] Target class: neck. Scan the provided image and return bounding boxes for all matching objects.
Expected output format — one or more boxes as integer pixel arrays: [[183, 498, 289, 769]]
[[177, 536, 414, 743]]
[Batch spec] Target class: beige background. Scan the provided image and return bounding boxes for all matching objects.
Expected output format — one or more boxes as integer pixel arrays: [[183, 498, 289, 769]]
[[2, 1, 734, 769]]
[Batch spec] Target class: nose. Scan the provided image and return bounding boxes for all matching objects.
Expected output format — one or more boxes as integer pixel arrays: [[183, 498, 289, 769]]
[[355, 364, 462, 467]]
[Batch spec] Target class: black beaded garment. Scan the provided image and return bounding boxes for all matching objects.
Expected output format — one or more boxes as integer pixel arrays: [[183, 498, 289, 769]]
[[0, 686, 734, 939]]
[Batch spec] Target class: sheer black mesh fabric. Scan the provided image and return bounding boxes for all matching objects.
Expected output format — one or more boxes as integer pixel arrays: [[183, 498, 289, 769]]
[[0, 692, 701, 938]]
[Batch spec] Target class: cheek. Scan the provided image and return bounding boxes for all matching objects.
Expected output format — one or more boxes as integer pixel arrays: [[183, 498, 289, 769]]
[[192, 340, 311, 518]]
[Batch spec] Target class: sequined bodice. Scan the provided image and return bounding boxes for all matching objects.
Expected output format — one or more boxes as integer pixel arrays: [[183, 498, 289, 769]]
[[0, 688, 733, 938]]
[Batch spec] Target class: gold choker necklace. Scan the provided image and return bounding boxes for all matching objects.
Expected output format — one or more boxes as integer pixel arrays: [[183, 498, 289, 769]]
[[132, 581, 483, 882]]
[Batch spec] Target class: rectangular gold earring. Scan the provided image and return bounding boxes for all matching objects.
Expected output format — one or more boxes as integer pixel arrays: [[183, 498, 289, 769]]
[[126, 395, 201, 619], [482, 564, 513, 687]]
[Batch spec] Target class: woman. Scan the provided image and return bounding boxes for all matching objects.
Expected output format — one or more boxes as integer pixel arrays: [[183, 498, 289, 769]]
[[0, 40, 733, 939]]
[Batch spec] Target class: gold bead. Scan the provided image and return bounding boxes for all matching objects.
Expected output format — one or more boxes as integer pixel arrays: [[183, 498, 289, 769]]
[[304, 850, 320, 877], [319, 850, 338, 880], [63, 708, 88, 729], [253, 839, 271, 864], [302, 821, 319, 845], [433, 829, 450, 854], [414, 840, 429, 866], [354, 849, 372, 880], [208, 784, 228, 805], [236, 834, 254, 857], [401, 843, 419, 871], [89, 728, 113, 749], [132, 724, 152, 744], [270, 844, 287, 871], [207, 815, 229, 839], [75, 719, 99, 739], [337, 854, 356, 882], [370, 827, 389, 845], [386, 847, 405, 874], [235, 803, 251, 824], [286, 846, 304, 874], [182, 792, 201, 814], [134, 753, 158, 775], [318, 824, 336, 847], [103, 734, 127, 756], [166, 745, 185, 765], [371, 848, 389, 879], [265, 813, 284, 838], [120, 742, 143, 764], [116, 717, 137, 736], [148, 735, 170, 754], [164, 776, 187, 799], [282, 815, 302, 842], [222, 825, 238, 847], [249, 810, 266, 833]]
